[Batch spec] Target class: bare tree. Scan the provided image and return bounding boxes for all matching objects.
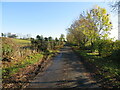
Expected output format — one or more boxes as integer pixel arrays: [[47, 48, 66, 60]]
[[110, 0, 120, 13]]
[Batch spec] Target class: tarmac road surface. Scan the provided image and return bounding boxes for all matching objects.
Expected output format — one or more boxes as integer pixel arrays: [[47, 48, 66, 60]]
[[27, 46, 101, 88]]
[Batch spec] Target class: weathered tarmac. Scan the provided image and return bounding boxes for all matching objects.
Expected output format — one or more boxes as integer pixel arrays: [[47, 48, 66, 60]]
[[27, 46, 100, 88]]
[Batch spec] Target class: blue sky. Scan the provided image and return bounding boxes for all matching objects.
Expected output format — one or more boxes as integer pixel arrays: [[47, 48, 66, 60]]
[[1, 2, 118, 39]]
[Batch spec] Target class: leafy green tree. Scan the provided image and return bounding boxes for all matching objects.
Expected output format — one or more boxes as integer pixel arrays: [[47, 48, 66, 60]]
[[44, 37, 48, 41], [31, 34, 65, 52], [48, 36, 53, 41], [55, 37, 59, 42], [89, 6, 112, 39], [59, 34, 65, 42], [88, 6, 112, 55], [66, 5, 112, 53]]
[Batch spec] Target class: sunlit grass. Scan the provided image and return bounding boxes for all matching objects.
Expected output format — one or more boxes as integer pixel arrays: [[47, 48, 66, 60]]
[[2, 49, 59, 79], [13, 38, 31, 45], [2, 53, 43, 78], [85, 51, 120, 76], [73, 47, 120, 87]]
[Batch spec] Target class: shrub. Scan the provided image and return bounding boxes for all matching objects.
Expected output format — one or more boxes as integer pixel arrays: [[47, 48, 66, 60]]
[[113, 40, 120, 50], [100, 40, 114, 57], [2, 44, 13, 58], [110, 40, 120, 62], [95, 40, 120, 61], [111, 49, 120, 62], [94, 39, 114, 57]]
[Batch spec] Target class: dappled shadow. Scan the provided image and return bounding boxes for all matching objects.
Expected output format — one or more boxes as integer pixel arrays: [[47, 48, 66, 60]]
[[62, 49, 90, 73], [26, 46, 101, 88], [56, 47, 100, 88], [20, 45, 33, 50], [59, 47, 101, 87], [27, 79, 98, 88], [72, 48, 120, 88]]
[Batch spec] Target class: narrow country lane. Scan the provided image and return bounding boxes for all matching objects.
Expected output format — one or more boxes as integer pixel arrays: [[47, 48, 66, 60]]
[[27, 46, 101, 88]]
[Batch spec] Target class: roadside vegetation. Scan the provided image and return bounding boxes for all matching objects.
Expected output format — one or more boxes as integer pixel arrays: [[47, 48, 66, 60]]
[[1, 2, 119, 88], [66, 5, 120, 88], [1, 34, 65, 88]]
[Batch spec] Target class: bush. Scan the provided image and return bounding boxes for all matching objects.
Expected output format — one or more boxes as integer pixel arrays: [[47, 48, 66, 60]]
[[2, 44, 13, 58], [95, 39, 120, 57], [110, 40, 120, 62], [100, 40, 114, 57], [94, 39, 114, 57], [113, 40, 120, 50], [111, 49, 120, 62]]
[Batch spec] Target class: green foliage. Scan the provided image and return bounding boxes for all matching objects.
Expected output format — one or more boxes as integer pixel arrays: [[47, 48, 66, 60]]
[[111, 49, 120, 62], [67, 5, 119, 88], [94, 39, 113, 56], [113, 40, 120, 50], [13, 38, 30, 45], [2, 44, 13, 57], [94, 40, 120, 58], [31, 35, 65, 52], [2, 53, 43, 78], [73, 48, 120, 88], [2, 37, 32, 59], [67, 5, 112, 49], [2, 36, 62, 79]]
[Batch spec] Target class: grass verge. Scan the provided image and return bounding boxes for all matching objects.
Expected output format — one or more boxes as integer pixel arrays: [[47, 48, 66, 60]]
[[72, 46, 120, 88], [2, 53, 43, 78]]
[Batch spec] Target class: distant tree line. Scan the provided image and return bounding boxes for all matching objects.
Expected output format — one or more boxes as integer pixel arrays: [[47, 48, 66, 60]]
[[1, 33, 17, 38], [1, 32, 31, 40], [31, 34, 66, 52]]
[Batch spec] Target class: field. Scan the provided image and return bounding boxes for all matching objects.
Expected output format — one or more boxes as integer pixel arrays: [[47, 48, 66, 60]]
[[12, 38, 31, 45]]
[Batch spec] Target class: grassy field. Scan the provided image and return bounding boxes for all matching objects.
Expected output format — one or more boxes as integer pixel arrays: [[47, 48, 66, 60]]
[[12, 38, 31, 47], [13, 38, 31, 44]]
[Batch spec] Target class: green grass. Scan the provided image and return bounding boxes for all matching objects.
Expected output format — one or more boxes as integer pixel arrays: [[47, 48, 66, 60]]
[[13, 38, 31, 45], [2, 53, 43, 78], [2, 49, 59, 79], [80, 50, 120, 76], [73, 47, 120, 87], [2, 37, 61, 80]]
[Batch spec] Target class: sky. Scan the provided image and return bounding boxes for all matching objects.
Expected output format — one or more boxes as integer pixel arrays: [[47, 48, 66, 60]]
[[1, 1, 118, 39]]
